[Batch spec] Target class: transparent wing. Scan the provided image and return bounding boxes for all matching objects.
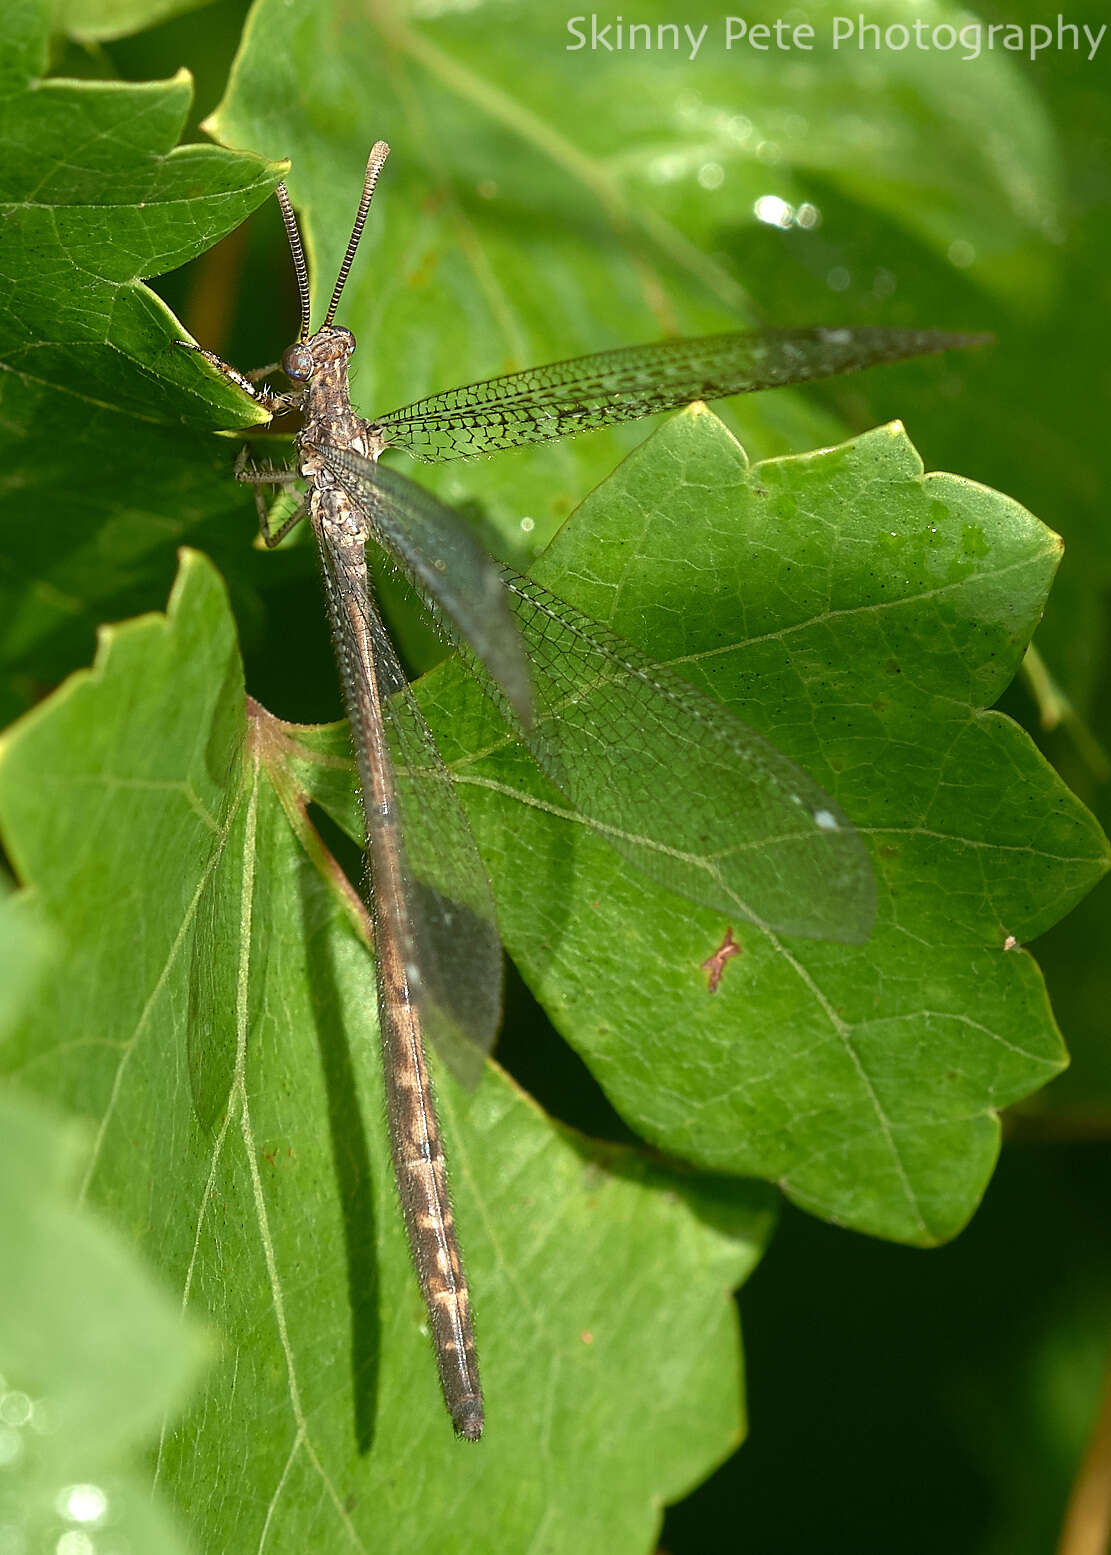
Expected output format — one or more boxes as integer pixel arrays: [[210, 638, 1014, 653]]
[[369, 327, 990, 462], [472, 568, 877, 944], [318, 447, 531, 724], [317, 444, 879, 943], [317, 532, 502, 1085]]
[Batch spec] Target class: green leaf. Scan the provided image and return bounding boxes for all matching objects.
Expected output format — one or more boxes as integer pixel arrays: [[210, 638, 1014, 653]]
[[0, 0, 294, 716], [60, 0, 219, 46], [0, 876, 52, 1045], [0, 3, 283, 428], [0, 552, 768, 1550], [210, 0, 1056, 312], [389, 411, 1102, 1245], [0, 891, 208, 1555]]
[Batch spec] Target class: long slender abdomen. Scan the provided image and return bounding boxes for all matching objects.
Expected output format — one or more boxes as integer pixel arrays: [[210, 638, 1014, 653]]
[[327, 560, 483, 1440], [376, 975, 483, 1440]]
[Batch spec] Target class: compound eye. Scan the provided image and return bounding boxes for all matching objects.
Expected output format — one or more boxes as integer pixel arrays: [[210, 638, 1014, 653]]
[[282, 343, 314, 381]]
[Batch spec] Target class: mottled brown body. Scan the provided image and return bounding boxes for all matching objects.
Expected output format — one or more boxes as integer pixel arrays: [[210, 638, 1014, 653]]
[[183, 143, 485, 1441], [299, 328, 484, 1441]]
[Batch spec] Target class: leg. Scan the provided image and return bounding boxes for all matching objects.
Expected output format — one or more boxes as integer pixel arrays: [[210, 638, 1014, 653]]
[[174, 340, 298, 417], [258, 497, 309, 549], [234, 445, 307, 547], [233, 444, 301, 485]]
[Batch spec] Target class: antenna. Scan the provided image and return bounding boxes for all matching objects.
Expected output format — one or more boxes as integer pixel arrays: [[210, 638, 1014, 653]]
[[323, 141, 391, 329], [275, 182, 311, 344], [273, 143, 390, 344]]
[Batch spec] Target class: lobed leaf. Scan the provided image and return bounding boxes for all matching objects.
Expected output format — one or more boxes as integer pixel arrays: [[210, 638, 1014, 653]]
[[0, 553, 767, 1551], [397, 411, 1107, 1244]]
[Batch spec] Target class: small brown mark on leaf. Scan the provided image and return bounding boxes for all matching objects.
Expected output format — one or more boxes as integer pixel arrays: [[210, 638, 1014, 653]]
[[701, 927, 742, 993]]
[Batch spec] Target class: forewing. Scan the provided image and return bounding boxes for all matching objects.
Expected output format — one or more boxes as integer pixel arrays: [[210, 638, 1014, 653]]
[[317, 535, 503, 1085], [317, 446, 531, 725], [318, 447, 876, 942], [369, 327, 990, 462]]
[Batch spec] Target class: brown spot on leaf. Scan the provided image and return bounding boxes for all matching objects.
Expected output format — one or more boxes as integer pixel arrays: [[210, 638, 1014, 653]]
[[701, 927, 742, 993]]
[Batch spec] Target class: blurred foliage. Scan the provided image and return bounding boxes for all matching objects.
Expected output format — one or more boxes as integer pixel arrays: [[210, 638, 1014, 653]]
[[0, 885, 209, 1555]]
